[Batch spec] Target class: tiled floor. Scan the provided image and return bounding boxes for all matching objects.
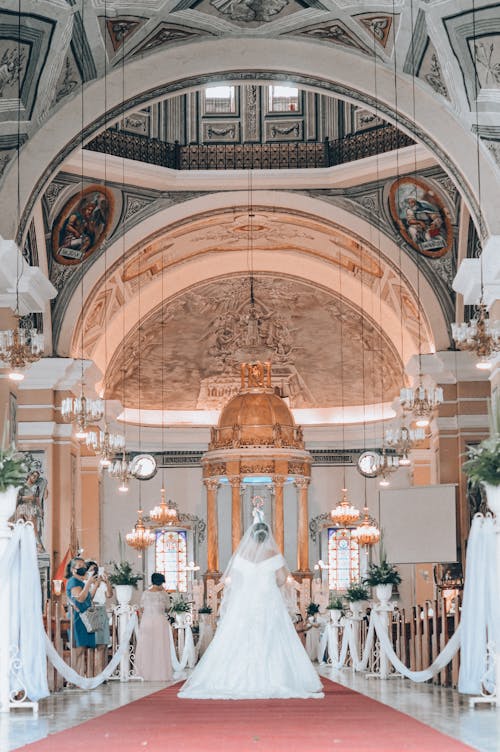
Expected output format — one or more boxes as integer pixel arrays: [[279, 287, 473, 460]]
[[1, 672, 499, 752], [320, 667, 500, 752]]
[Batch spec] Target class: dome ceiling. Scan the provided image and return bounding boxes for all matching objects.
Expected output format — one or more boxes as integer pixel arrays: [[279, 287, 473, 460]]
[[105, 273, 403, 411]]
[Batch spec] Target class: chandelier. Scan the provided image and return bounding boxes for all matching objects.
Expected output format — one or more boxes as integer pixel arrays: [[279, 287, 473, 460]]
[[399, 380, 443, 428], [61, 390, 104, 440], [0, 316, 44, 382], [86, 425, 125, 468], [330, 488, 361, 527], [125, 510, 155, 551], [375, 448, 399, 487], [108, 450, 133, 493], [352, 507, 380, 547], [149, 488, 180, 527], [385, 424, 425, 466], [452, 303, 500, 371]]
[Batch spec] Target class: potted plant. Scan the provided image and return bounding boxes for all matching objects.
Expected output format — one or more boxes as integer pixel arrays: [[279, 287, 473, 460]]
[[462, 399, 500, 514], [463, 436, 500, 515], [0, 443, 26, 532], [306, 601, 320, 623], [345, 582, 369, 618], [108, 561, 142, 605], [170, 594, 191, 627], [363, 557, 401, 605], [326, 596, 344, 623], [198, 603, 213, 615]]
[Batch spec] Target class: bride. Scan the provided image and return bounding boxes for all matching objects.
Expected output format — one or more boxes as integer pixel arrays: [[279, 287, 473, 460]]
[[178, 516, 324, 700]]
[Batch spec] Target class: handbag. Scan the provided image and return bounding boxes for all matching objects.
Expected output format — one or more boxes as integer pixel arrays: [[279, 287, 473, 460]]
[[78, 605, 102, 633]]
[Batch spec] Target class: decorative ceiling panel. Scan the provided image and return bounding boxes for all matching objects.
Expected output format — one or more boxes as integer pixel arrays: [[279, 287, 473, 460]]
[[105, 273, 403, 411]]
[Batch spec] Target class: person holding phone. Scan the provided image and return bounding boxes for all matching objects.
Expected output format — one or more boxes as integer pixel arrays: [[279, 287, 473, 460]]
[[86, 560, 113, 675], [66, 557, 97, 677]]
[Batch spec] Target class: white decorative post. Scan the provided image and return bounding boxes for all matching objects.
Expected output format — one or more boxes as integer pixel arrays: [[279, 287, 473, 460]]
[[0, 487, 18, 713], [372, 585, 394, 680], [483, 483, 500, 707]]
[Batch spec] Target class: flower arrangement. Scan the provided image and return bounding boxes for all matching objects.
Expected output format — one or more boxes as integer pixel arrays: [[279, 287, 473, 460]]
[[344, 582, 370, 602], [170, 594, 191, 613], [0, 446, 27, 493], [363, 559, 401, 587], [463, 400, 500, 487], [326, 596, 344, 610], [462, 436, 500, 487], [198, 603, 213, 614], [306, 601, 320, 617], [107, 561, 142, 587]]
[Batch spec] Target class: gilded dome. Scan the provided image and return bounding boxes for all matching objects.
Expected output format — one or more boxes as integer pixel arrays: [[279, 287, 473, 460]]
[[209, 387, 304, 450]]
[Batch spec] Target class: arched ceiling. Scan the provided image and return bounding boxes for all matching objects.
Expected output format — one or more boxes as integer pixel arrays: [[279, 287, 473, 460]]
[[104, 273, 404, 413], [0, 0, 499, 243]]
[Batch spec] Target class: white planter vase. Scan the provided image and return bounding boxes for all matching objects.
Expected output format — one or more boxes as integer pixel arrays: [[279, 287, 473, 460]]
[[328, 608, 342, 623], [175, 612, 189, 628], [348, 600, 364, 619], [483, 482, 500, 517], [0, 486, 20, 538], [114, 584, 133, 605], [375, 583, 393, 605]]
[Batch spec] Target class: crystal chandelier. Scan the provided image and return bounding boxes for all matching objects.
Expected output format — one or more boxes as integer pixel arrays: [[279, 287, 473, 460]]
[[125, 510, 155, 552], [385, 424, 425, 466], [61, 390, 104, 440], [330, 488, 361, 527], [86, 425, 125, 468], [0, 316, 44, 382], [375, 448, 399, 487], [149, 488, 180, 527], [352, 507, 380, 547], [399, 380, 443, 428], [108, 450, 133, 493], [452, 303, 500, 371]]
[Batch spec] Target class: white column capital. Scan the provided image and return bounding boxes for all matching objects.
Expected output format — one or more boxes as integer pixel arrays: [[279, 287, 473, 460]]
[[0, 236, 56, 313], [405, 351, 493, 384], [453, 235, 500, 307]]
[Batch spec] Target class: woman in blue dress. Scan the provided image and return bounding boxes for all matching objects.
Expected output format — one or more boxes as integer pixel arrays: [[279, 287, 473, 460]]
[[66, 556, 97, 676]]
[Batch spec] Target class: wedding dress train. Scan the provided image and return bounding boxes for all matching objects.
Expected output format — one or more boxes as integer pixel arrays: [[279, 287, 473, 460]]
[[178, 524, 323, 700]]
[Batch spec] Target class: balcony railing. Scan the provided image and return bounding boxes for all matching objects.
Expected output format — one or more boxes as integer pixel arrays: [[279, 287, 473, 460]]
[[86, 125, 414, 171]]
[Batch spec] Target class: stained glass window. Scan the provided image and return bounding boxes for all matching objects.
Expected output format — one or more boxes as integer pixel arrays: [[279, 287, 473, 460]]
[[328, 528, 360, 591], [155, 530, 188, 592]]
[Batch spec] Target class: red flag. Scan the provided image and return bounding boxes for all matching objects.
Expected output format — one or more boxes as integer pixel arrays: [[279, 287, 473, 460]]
[[54, 547, 71, 583]]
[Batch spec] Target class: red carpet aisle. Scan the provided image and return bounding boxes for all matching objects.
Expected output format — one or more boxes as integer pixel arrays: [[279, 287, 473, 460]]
[[17, 679, 475, 752]]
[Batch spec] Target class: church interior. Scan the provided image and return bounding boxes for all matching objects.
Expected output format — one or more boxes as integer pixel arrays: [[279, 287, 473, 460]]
[[0, 0, 499, 749]]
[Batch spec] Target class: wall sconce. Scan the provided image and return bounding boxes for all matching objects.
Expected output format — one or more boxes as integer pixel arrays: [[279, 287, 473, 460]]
[[52, 579, 63, 597]]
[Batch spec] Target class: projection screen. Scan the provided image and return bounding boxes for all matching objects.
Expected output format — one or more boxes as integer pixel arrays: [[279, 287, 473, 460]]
[[379, 484, 457, 563]]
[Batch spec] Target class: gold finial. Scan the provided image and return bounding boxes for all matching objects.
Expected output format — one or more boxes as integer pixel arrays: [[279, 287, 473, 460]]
[[240, 361, 272, 390]]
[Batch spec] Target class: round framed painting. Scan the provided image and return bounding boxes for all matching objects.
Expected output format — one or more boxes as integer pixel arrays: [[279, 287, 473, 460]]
[[51, 185, 114, 266], [388, 176, 452, 258]]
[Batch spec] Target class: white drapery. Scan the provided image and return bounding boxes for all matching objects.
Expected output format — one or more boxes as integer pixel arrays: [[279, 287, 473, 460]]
[[0, 523, 49, 702], [458, 514, 500, 694]]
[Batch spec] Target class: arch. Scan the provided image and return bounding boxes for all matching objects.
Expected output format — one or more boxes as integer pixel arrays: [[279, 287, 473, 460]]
[[1, 38, 496, 243], [55, 191, 448, 363]]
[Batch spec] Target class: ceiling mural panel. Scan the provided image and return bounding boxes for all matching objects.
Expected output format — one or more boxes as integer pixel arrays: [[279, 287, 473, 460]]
[[73, 204, 431, 362], [105, 274, 403, 411]]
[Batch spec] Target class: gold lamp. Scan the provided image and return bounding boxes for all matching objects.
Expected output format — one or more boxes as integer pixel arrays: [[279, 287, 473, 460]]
[[352, 507, 380, 547], [330, 488, 361, 528], [125, 510, 155, 552], [150, 489, 180, 527]]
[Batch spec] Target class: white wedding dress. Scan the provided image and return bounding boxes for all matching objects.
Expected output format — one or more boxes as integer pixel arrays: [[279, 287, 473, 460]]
[[179, 524, 323, 700]]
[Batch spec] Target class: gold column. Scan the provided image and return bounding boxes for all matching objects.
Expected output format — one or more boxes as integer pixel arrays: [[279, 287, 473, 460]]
[[204, 478, 220, 575], [228, 475, 242, 552], [295, 477, 310, 573], [272, 474, 285, 553]]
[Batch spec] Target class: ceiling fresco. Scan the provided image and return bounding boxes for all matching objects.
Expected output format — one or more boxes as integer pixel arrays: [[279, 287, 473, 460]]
[[104, 274, 403, 412], [73, 205, 432, 361]]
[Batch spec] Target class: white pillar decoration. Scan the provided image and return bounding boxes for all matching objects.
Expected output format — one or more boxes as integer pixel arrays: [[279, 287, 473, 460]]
[[0, 487, 19, 713]]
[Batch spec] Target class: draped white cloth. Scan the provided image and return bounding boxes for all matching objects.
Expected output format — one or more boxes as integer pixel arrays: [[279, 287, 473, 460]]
[[169, 626, 195, 673], [0, 523, 49, 702], [44, 614, 138, 689], [458, 514, 500, 694]]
